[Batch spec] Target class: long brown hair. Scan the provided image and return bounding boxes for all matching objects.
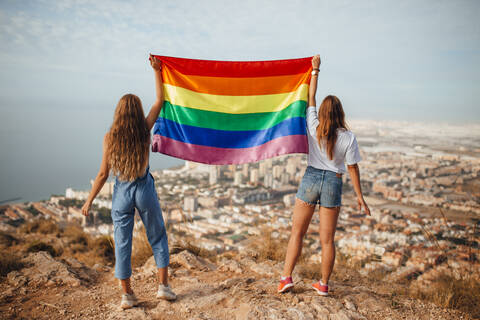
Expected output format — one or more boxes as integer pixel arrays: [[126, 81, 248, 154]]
[[316, 95, 348, 160], [106, 94, 150, 181]]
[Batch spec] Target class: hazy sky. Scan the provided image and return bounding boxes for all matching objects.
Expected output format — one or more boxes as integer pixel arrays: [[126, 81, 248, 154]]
[[0, 0, 479, 201]]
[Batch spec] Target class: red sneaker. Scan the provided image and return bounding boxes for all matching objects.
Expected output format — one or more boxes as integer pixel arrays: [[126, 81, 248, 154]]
[[277, 277, 293, 293], [312, 280, 328, 296]]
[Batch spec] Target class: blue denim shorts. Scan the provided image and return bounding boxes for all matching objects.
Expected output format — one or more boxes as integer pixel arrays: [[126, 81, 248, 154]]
[[296, 166, 343, 207]]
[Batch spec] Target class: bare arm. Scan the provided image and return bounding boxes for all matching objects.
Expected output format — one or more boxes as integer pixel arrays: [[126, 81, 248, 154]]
[[308, 55, 321, 107], [145, 55, 164, 131], [347, 164, 371, 216], [81, 134, 111, 216]]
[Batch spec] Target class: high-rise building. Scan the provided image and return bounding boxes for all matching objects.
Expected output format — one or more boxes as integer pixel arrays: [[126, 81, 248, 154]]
[[264, 173, 273, 188], [209, 166, 218, 184], [184, 196, 198, 212], [265, 158, 273, 169], [90, 180, 114, 196], [280, 172, 290, 184], [250, 169, 259, 184], [242, 164, 249, 177], [286, 158, 297, 177], [234, 171, 243, 186], [258, 162, 267, 177], [272, 165, 282, 179]]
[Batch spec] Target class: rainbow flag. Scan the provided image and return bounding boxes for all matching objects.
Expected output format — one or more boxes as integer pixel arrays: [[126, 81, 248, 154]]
[[151, 55, 312, 165]]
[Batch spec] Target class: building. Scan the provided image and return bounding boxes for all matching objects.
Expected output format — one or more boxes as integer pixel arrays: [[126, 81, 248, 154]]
[[242, 164, 249, 177], [264, 173, 273, 188], [280, 172, 290, 185], [90, 180, 114, 197], [250, 169, 259, 185], [234, 171, 243, 186], [184, 197, 198, 212], [286, 162, 297, 177], [259, 162, 267, 177], [65, 188, 89, 200], [283, 193, 296, 207], [272, 165, 282, 179], [209, 166, 218, 185]]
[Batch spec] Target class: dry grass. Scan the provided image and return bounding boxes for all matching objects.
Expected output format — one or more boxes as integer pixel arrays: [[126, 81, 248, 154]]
[[64, 228, 114, 267], [90, 236, 115, 263], [248, 228, 288, 262], [410, 273, 480, 318], [404, 210, 480, 318], [19, 218, 59, 235], [0, 231, 19, 247], [0, 250, 24, 277], [63, 225, 89, 246], [132, 227, 153, 267], [296, 262, 323, 280]]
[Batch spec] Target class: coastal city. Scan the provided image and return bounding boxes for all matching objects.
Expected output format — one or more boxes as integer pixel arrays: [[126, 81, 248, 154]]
[[1, 120, 479, 288]]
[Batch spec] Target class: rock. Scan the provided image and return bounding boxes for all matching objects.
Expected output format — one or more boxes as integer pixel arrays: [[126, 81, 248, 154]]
[[170, 250, 215, 271], [330, 310, 353, 320], [138, 256, 157, 279], [7, 271, 27, 287], [248, 261, 275, 276], [219, 277, 254, 290], [218, 259, 243, 274], [12, 252, 93, 288], [343, 298, 357, 311], [355, 294, 389, 313], [384, 265, 422, 282], [92, 263, 111, 272]]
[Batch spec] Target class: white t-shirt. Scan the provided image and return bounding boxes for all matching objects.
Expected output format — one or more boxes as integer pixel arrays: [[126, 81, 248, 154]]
[[306, 106, 361, 173]]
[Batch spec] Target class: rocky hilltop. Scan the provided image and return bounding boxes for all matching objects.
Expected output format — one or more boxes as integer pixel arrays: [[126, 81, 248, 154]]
[[0, 247, 471, 320]]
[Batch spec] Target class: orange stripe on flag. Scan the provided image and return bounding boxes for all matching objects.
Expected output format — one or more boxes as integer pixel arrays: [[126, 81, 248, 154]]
[[162, 66, 311, 96]]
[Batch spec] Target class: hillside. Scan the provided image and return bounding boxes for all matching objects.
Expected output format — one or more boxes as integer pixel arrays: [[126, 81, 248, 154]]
[[0, 236, 474, 320]]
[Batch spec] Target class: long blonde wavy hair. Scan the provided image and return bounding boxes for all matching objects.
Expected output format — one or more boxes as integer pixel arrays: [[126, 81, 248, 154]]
[[316, 95, 348, 160], [106, 94, 150, 181]]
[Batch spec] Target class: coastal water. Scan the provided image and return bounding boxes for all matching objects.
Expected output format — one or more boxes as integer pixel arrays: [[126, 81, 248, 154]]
[[0, 101, 183, 203]]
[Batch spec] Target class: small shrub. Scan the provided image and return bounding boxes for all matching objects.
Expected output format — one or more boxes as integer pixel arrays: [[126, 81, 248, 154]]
[[20, 218, 59, 235], [58, 198, 83, 208], [62, 225, 89, 246], [96, 207, 113, 224], [0, 250, 24, 277], [0, 231, 19, 247], [249, 229, 287, 262], [26, 240, 58, 257], [90, 235, 114, 264], [26, 205, 41, 216]]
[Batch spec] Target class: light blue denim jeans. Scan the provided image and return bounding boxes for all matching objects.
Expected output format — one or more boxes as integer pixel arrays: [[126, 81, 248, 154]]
[[111, 166, 169, 279], [296, 166, 343, 207]]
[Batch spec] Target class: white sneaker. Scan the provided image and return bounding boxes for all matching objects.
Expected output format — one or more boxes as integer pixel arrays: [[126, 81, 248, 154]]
[[120, 293, 139, 309], [156, 284, 177, 301]]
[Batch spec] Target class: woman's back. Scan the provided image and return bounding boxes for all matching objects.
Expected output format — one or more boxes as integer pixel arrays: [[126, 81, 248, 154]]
[[106, 94, 151, 182], [306, 105, 361, 174]]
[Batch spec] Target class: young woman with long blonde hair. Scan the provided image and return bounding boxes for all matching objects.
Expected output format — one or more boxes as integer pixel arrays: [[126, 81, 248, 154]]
[[82, 56, 176, 309], [278, 55, 370, 296]]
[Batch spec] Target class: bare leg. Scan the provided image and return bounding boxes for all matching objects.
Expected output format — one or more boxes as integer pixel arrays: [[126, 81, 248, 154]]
[[121, 278, 134, 294], [282, 199, 315, 277], [319, 206, 340, 284], [157, 267, 168, 286]]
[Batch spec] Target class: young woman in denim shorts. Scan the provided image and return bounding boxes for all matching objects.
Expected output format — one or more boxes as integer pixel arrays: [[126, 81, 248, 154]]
[[278, 55, 371, 296], [81, 56, 176, 309]]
